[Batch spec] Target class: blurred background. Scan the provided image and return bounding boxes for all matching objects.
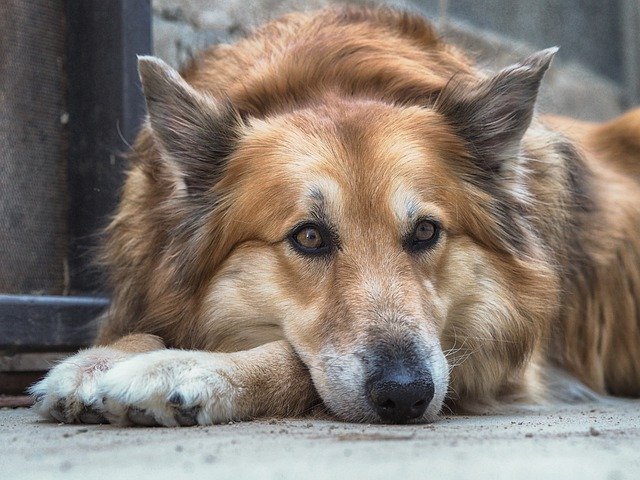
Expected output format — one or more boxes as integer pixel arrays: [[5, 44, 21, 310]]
[[0, 0, 638, 393]]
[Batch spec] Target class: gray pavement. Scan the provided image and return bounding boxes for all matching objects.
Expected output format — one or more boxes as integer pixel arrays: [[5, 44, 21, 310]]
[[1, 401, 639, 479]]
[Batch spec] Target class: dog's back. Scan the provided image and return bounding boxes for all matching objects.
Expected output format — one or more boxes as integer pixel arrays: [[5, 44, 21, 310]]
[[543, 108, 640, 397]]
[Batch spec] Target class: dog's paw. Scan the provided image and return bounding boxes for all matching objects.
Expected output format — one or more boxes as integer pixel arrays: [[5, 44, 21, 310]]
[[97, 350, 239, 427], [29, 347, 130, 424]]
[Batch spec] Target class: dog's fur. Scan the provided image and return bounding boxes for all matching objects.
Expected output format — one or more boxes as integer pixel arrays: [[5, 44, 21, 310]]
[[31, 6, 640, 426]]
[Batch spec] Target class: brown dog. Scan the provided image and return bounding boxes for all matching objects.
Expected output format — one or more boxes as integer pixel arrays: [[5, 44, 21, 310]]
[[31, 6, 640, 426]]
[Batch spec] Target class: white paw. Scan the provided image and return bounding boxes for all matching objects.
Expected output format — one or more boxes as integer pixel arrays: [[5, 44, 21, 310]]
[[96, 350, 239, 427], [29, 347, 130, 423]]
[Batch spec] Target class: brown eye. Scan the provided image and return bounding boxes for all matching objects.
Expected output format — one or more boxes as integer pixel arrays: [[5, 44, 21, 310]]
[[415, 220, 436, 241], [290, 223, 332, 255], [406, 219, 440, 252], [296, 227, 323, 249]]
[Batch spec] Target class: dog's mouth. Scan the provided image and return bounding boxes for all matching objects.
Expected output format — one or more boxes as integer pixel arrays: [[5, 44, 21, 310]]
[[302, 341, 449, 424]]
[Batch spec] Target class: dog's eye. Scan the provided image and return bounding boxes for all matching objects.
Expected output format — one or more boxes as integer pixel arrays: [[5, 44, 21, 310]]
[[415, 220, 436, 241], [406, 219, 440, 252], [290, 224, 330, 255], [296, 227, 324, 249]]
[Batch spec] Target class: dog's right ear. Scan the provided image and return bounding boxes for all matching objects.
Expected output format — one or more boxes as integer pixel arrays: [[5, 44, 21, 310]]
[[435, 48, 557, 175], [137, 56, 243, 195]]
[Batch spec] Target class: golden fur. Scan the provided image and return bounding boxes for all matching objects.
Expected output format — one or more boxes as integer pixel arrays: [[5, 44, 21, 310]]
[[32, 6, 640, 425]]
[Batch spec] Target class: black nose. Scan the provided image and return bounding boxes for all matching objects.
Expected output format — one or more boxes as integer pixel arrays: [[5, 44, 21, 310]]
[[367, 370, 434, 423]]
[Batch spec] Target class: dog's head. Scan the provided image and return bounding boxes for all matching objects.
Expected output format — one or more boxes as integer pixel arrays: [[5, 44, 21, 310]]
[[136, 48, 558, 423]]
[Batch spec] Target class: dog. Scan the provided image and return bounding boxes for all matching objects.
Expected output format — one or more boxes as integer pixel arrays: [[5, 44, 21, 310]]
[[31, 6, 640, 426]]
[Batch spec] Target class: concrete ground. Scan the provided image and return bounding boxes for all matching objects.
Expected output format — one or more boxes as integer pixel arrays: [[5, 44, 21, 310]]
[[1, 401, 639, 480]]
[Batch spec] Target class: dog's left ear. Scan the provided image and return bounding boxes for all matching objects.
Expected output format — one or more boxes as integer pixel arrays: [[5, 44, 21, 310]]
[[436, 47, 557, 173], [137, 56, 243, 195]]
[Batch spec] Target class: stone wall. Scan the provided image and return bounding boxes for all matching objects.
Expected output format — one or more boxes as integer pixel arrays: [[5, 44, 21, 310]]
[[152, 0, 639, 121]]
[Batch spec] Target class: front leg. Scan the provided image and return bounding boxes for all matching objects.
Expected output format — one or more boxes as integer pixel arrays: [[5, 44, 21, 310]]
[[98, 341, 319, 426]]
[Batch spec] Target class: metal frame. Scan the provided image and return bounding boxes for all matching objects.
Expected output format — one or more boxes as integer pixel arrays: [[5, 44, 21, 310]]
[[0, 0, 151, 353], [0, 295, 109, 351]]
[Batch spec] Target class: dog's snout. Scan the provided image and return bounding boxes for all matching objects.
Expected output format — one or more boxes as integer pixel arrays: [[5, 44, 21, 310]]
[[367, 367, 434, 423]]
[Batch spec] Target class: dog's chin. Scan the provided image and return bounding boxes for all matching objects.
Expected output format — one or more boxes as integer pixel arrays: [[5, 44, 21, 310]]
[[304, 348, 449, 424], [325, 399, 442, 425], [320, 387, 445, 424]]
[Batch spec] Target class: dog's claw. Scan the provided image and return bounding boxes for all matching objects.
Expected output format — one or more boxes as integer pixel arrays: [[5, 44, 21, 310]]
[[127, 407, 158, 426], [167, 392, 185, 407], [175, 406, 200, 426], [168, 392, 199, 426], [78, 405, 107, 424], [50, 399, 67, 423]]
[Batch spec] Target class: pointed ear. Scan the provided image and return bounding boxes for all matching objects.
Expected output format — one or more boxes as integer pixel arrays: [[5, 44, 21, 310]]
[[137, 56, 243, 194], [436, 47, 558, 173]]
